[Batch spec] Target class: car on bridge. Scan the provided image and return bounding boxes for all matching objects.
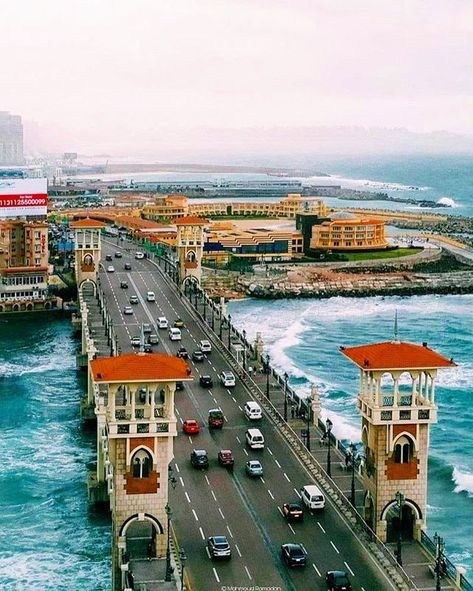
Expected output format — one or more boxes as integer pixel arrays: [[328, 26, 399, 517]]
[[130, 336, 141, 347], [207, 536, 231, 560], [174, 318, 185, 328], [190, 449, 208, 469], [183, 419, 200, 435], [218, 449, 234, 469], [135, 251, 145, 259], [107, 265, 115, 273], [120, 281, 128, 289], [199, 374, 213, 388], [105, 254, 113, 261], [325, 570, 352, 591], [124, 263, 132, 270], [142, 323, 152, 334], [282, 502, 304, 522], [177, 346, 189, 359], [175, 381, 184, 391], [146, 291, 156, 302], [192, 350, 205, 362], [200, 339, 212, 353], [129, 295, 139, 304], [219, 370, 236, 388], [245, 460, 263, 477], [281, 543, 307, 568], [148, 333, 159, 345], [208, 408, 224, 429], [123, 306, 133, 315], [114, 251, 122, 258]]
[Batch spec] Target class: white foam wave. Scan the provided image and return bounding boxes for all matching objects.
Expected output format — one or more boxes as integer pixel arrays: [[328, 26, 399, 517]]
[[437, 197, 457, 207], [322, 410, 361, 443], [326, 175, 430, 192], [453, 467, 473, 497], [0, 357, 74, 378]]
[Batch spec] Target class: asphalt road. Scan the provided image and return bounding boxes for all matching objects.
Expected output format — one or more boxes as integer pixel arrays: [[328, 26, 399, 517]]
[[99, 238, 396, 591]]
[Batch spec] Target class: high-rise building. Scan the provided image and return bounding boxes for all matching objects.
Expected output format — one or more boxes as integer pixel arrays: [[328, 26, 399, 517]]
[[0, 111, 24, 165]]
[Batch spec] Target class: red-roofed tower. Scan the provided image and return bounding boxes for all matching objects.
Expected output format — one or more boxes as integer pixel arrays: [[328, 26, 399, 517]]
[[175, 216, 207, 287], [341, 339, 455, 544], [70, 217, 106, 293]]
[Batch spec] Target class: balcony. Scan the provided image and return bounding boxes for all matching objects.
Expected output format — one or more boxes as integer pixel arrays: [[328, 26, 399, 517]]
[[109, 404, 171, 435]]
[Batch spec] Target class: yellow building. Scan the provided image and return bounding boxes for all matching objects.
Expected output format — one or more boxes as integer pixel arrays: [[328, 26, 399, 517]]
[[142, 194, 189, 221], [310, 212, 388, 251], [0, 219, 51, 312]]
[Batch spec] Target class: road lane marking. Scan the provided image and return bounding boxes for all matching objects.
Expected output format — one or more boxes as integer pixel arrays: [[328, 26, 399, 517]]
[[312, 563, 321, 577], [344, 561, 355, 576], [192, 509, 199, 521], [236, 436, 241, 443], [179, 477, 185, 488], [185, 492, 191, 504], [277, 507, 283, 516], [212, 567, 220, 583], [218, 507, 225, 519], [267, 446, 273, 455], [260, 476, 265, 483], [267, 489, 274, 500], [317, 522, 326, 534], [243, 448, 248, 456], [235, 544, 242, 557], [238, 405, 243, 411], [231, 396, 236, 403], [205, 475, 210, 485], [226, 525, 234, 538], [174, 463, 180, 473], [284, 472, 291, 482], [294, 488, 301, 498], [199, 527, 205, 540], [288, 523, 296, 535], [211, 490, 217, 501], [245, 566, 252, 580], [330, 541, 340, 554], [274, 459, 281, 468], [188, 436, 192, 444]]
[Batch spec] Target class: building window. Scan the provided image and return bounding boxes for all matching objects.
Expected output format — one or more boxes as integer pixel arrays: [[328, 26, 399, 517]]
[[132, 449, 152, 478], [394, 435, 413, 464]]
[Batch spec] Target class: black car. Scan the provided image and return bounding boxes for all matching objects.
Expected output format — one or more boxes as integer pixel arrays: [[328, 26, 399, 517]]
[[175, 381, 184, 391], [207, 536, 231, 559], [199, 375, 213, 388], [105, 254, 113, 261], [143, 343, 152, 353], [120, 281, 128, 289], [281, 543, 307, 567], [190, 449, 209, 469], [177, 346, 189, 359], [124, 262, 132, 270], [282, 502, 304, 522], [192, 349, 205, 362], [325, 570, 352, 591]]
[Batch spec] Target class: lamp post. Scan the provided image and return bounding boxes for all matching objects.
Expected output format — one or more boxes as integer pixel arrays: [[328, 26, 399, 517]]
[[283, 372, 289, 421], [227, 314, 232, 349], [434, 532, 445, 591], [203, 293, 207, 321], [165, 504, 173, 581], [395, 490, 405, 567], [219, 306, 223, 340], [242, 329, 247, 371], [265, 353, 270, 399], [306, 403, 311, 451], [194, 284, 198, 308], [349, 442, 357, 506], [211, 301, 215, 331], [179, 548, 187, 591], [326, 418, 333, 477]]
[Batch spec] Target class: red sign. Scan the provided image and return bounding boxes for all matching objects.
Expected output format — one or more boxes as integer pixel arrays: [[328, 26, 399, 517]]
[[0, 179, 48, 217], [0, 194, 48, 208]]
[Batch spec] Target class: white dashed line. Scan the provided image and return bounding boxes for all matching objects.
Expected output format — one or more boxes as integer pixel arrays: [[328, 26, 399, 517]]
[[235, 544, 242, 557], [317, 522, 326, 534], [205, 475, 210, 486], [344, 561, 355, 576], [211, 490, 217, 501], [274, 459, 281, 468], [179, 477, 184, 488], [260, 476, 265, 483], [218, 508, 225, 519], [330, 541, 340, 554], [226, 525, 234, 538], [294, 488, 301, 498], [267, 489, 274, 500], [212, 567, 220, 583], [199, 527, 205, 540], [174, 463, 180, 473], [284, 472, 291, 482], [312, 563, 321, 577], [192, 509, 199, 522], [243, 449, 248, 456], [288, 523, 296, 535], [267, 447, 273, 455], [236, 436, 241, 444], [185, 492, 191, 504], [245, 566, 252, 580]]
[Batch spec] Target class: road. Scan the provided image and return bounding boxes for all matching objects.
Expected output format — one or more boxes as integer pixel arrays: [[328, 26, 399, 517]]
[[99, 238, 396, 591]]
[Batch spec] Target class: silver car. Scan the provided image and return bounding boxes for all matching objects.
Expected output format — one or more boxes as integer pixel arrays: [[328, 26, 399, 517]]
[[245, 460, 263, 477]]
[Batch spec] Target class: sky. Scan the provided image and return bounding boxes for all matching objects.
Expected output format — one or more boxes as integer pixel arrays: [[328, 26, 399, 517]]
[[2, 0, 473, 157]]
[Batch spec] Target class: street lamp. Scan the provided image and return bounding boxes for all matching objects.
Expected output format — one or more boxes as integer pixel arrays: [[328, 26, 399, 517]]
[[265, 353, 271, 399], [219, 305, 223, 340], [227, 314, 232, 349], [203, 293, 207, 321], [306, 403, 311, 451], [283, 372, 289, 421], [349, 442, 357, 506], [326, 418, 333, 477], [395, 490, 405, 567], [179, 548, 187, 591], [165, 504, 173, 581], [211, 301, 215, 330], [242, 329, 247, 371], [434, 532, 445, 591]]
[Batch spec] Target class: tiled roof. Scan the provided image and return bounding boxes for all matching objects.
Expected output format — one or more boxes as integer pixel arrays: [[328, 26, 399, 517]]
[[70, 218, 107, 229], [340, 341, 455, 370], [90, 352, 192, 382], [174, 216, 208, 226]]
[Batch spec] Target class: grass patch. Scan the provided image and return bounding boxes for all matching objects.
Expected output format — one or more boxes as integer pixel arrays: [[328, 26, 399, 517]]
[[340, 248, 422, 261]]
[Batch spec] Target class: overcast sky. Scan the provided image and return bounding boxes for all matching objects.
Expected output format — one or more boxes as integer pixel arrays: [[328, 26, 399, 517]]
[[2, 0, 472, 155]]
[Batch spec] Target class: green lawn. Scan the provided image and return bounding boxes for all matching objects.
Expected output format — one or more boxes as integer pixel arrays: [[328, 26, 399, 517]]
[[339, 248, 422, 261]]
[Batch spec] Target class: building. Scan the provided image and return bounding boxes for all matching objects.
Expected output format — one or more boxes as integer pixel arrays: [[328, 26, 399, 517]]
[[175, 216, 207, 286], [142, 194, 189, 222], [310, 212, 389, 251], [0, 111, 24, 165], [0, 219, 50, 312], [70, 218, 106, 293], [340, 340, 455, 543]]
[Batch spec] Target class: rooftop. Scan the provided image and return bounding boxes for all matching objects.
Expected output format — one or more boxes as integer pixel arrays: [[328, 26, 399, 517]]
[[174, 216, 207, 226], [91, 352, 192, 383], [70, 218, 107, 229], [340, 341, 455, 370]]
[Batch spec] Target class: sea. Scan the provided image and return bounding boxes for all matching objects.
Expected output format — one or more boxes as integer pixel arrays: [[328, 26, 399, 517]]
[[1, 154, 472, 588]]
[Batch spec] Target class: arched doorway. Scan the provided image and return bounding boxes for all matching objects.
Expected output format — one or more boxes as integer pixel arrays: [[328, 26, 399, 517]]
[[125, 519, 157, 560], [385, 503, 416, 542]]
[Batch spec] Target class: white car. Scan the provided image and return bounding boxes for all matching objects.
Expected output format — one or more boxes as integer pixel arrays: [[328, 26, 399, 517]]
[[135, 252, 145, 260], [169, 327, 182, 341], [220, 371, 236, 388], [200, 339, 212, 354], [146, 291, 156, 302], [106, 265, 115, 273], [157, 317, 168, 329], [123, 306, 133, 315]]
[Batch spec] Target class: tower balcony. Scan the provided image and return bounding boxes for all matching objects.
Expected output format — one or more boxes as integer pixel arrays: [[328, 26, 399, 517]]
[[357, 395, 437, 425], [106, 403, 176, 436]]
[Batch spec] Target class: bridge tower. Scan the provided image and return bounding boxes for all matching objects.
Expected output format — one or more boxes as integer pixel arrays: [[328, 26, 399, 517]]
[[340, 340, 454, 543], [175, 216, 207, 288], [70, 218, 106, 294], [89, 352, 192, 590]]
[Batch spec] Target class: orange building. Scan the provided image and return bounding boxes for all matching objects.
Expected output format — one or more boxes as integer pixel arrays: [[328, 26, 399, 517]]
[[310, 212, 388, 251]]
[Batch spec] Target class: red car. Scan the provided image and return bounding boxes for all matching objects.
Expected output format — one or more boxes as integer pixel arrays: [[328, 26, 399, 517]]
[[218, 449, 235, 469], [183, 419, 200, 435]]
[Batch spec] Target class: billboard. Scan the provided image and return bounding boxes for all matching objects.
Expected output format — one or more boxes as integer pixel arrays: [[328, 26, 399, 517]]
[[0, 178, 48, 218]]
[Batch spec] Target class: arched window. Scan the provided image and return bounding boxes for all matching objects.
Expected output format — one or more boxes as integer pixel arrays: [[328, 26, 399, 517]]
[[186, 250, 196, 262], [132, 449, 152, 478], [394, 435, 413, 464], [83, 254, 93, 266]]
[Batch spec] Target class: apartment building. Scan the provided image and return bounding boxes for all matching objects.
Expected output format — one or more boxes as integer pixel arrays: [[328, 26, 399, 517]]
[[310, 212, 388, 251]]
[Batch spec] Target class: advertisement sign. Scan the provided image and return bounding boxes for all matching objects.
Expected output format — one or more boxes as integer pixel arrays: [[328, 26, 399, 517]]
[[0, 178, 48, 218]]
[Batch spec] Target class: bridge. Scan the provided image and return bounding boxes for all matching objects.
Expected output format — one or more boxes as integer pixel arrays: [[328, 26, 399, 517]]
[[74, 230, 470, 591]]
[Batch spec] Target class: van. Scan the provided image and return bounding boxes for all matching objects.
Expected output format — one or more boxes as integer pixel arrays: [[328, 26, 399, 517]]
[[146, 291, 156, 302], [157, 317, 168, 329], [246, 428, 264, 449], [244, 401, 262, 421], [168, 327, 181, 341], [300, 484, 325, 511]]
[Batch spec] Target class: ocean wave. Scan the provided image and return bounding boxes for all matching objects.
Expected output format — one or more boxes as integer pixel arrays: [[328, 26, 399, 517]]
[[0, 357, 75, 378], [452, 467, 473, 497], [437, 197, 457, 207], [327, 175, 430, 192]]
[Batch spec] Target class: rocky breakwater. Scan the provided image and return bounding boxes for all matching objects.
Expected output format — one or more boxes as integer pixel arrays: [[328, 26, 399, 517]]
[[240, 267, 473, 299]]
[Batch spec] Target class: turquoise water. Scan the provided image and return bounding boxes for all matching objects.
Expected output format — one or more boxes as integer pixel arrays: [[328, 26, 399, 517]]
[[0, 316, 110, 591], [228, 294, 473, 573]]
